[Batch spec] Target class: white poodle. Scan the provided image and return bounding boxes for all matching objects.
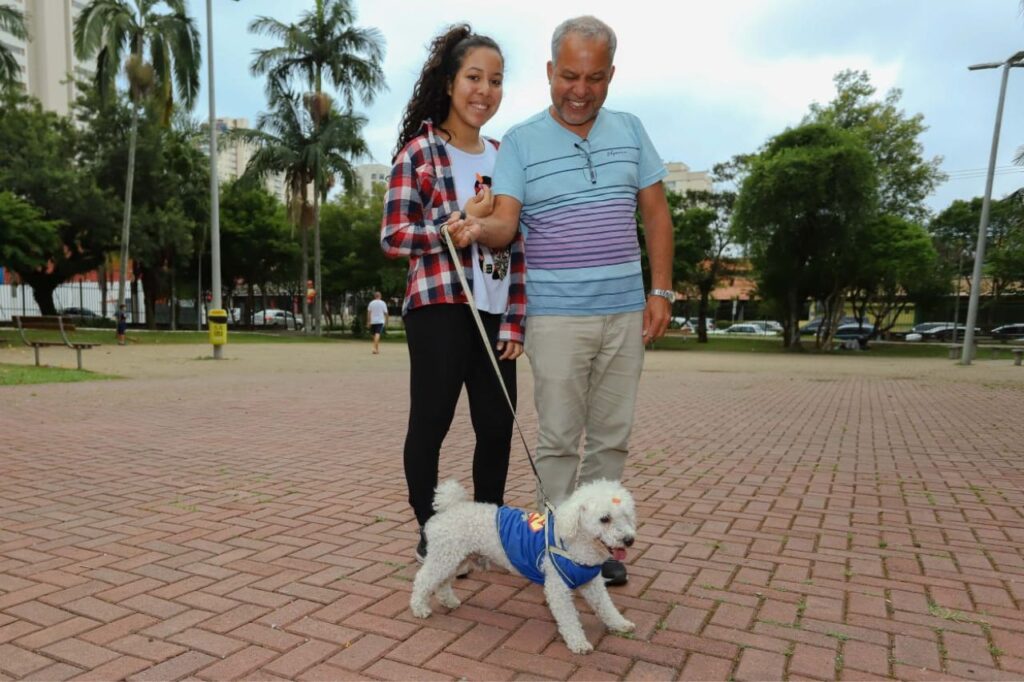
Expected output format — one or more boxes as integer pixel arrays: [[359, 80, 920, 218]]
[[410, 478, 637, 654]]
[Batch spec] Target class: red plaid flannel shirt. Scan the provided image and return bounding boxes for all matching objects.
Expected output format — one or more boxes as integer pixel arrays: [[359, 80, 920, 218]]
[[381, 121, 526, 343]]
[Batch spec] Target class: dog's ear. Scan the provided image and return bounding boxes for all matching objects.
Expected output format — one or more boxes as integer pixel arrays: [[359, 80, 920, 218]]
[[555, 500, 584, 541]]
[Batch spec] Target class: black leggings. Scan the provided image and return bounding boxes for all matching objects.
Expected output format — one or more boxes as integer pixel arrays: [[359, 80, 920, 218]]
[[403, 304, 517, 526]]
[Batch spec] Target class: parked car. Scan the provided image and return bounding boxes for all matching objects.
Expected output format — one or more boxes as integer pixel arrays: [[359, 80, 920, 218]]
[[833, 322, 876, 341], [916, 323, 979, 341], [799, 316, 864, 336], [60, 307, 106, 324], [991, 323, 1024, 341], [669, 317, 716, 333], [721, 323, 776, 335], [748, 320, 783, 333], [910, 321, 952, 334], [251, 308, 303, 330]]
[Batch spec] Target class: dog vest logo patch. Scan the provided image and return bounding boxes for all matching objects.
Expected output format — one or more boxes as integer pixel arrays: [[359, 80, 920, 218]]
[[527, 512, 546, 532]]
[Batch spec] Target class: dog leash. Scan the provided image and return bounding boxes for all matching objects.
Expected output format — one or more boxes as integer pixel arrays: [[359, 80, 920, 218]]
[[440, 225, 555, 513]]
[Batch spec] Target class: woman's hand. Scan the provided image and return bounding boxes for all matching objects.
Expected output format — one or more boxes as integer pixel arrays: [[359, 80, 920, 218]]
[[445, 214, 482, 248], [496, 340, 523, 361]]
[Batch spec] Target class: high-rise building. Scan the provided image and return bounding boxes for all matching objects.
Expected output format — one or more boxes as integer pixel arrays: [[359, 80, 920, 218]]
[[353, 163, 390, 195], [214, 117, 289, 204], [663, 161, 712, 196], [0, 0, 94, 116]]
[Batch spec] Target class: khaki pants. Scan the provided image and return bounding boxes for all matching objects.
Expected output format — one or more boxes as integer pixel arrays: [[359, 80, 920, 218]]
[[525, 312, 644, 507]]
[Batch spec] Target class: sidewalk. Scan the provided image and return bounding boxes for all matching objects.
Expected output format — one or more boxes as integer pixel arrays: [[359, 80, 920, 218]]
[[1, 343, 1022, 680]]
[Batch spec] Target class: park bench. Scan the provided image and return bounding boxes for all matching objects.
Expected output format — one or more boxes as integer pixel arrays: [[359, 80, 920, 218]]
[[13, 315, 99, 370]]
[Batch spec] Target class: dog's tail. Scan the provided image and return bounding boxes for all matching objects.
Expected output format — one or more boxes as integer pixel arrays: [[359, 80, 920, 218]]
[[433, 479, 469, 513]]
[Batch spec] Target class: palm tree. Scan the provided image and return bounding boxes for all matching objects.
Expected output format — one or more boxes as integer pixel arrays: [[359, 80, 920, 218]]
[[73, 0, 201, 317], [249, 0, 384, 334], [0, 4, 28, 90], [227, 86, 368, 330]]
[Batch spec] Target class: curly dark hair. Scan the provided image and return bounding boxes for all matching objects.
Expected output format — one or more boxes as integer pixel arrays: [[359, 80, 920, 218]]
[[393, 24, 502, 160]]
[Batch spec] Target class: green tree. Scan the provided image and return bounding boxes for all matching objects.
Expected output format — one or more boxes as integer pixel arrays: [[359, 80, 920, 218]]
[[806, 70, 945, 224], [219, 179, 298, 320], [227, 86, 369, 330], [0, 191, 61, 273], [249, 0, 385, 334], [848, 215, 947, 335], [0, 4, 27, 90], [320, 184, 405, 327], [930, 194, 1024, 323], [733, 123, 877, 349], [0, 91, 120, 314], [73, 0, 201, 314]]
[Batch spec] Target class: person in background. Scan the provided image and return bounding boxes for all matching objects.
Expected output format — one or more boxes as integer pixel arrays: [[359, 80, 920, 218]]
[[366, 291, 389, 354], [116, 304, 127, 346]]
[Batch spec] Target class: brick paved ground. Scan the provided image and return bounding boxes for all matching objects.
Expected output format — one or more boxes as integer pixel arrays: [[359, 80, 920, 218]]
[[1, 342, 1022, 680]]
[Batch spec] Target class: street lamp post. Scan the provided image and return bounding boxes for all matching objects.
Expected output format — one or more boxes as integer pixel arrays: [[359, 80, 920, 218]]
[[960, 51, 1024, 365], [206, 0, 224, 359]]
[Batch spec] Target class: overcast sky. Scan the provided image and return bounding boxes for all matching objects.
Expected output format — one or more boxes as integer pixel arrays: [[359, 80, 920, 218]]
[[188, 0, 1024, 213]]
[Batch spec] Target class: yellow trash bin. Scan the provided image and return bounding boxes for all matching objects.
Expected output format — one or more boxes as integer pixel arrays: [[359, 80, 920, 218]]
[[208, 308, 228, 346]]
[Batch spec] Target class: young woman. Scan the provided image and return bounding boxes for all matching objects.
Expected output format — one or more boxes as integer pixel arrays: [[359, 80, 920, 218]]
[[381, 25, 525, 562]]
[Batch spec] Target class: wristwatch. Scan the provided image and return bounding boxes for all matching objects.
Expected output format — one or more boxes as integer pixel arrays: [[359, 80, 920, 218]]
[[649, 288, 675, 304]]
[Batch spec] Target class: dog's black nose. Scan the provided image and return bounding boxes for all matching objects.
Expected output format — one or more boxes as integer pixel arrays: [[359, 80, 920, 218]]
[[624, 536, 634, 547]]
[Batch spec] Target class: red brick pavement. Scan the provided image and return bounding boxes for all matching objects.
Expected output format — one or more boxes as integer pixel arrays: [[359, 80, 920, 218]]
[[1, 346, 1022, 680]]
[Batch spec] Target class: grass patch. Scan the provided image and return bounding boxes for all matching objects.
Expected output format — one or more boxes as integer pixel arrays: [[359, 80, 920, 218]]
[[0, 363, 118, 386]]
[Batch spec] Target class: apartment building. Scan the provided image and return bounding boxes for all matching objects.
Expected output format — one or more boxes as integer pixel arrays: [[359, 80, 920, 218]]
[[0, 0, 94, 115], [664, 161, 712, 195], [214, 117, 290, 204]]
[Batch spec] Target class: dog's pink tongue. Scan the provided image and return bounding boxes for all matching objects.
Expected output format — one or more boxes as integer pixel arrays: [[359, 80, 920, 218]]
[[612, 548, 627, 561]]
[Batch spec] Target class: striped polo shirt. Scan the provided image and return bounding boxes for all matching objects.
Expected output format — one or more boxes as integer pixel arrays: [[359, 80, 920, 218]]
[[492, 108, 668, 316]]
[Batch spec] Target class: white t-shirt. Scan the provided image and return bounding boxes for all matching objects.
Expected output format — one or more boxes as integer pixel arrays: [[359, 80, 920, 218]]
[[367, 299, 388, 324], [445, 141, 510, 315]]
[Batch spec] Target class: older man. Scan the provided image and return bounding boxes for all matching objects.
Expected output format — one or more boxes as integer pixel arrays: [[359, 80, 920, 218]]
[[451, 15, 673, 585]]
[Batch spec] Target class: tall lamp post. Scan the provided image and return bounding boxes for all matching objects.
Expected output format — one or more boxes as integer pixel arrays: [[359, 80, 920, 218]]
[[205, 0, 239, 358], [960, 50, 1024, 365]]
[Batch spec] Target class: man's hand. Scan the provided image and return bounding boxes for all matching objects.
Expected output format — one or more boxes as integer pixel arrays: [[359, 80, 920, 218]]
[[463, 185, 493, 218], [642, 296, 671, 345], [496, 340, 523, 361]]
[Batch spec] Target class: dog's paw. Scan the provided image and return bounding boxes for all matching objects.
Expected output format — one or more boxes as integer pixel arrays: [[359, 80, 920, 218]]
[[410, 601, 432, 619], [609, 618, 635, 634], [438, 593, 461, 609], [565, 630, 598, 651], [565, 636, 593, 655]]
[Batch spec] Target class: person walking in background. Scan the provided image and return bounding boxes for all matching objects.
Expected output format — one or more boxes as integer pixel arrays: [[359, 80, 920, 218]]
[[380, 24, 526, 563], [116, 304, 127, 346], [366, 291, 389, 354], [449, 15, 674, 585]]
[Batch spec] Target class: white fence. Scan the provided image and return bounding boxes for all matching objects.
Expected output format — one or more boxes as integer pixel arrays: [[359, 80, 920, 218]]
[[0, 280, 147, 323]]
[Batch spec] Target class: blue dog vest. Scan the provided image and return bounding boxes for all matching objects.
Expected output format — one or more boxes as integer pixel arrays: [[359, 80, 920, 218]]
[[495, 507, 602, 589]]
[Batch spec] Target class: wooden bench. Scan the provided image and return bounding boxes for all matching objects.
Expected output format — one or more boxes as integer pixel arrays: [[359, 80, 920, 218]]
[[13, 315, 99, 370]]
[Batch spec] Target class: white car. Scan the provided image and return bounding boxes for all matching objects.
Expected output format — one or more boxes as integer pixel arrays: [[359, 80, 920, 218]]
[[251, 308, 303, 330], [721, 323, 777, 335]]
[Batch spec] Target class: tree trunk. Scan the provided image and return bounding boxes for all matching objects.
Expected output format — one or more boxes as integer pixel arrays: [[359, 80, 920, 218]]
[[697, 285, 711, 343], [785, 287, 801, 349], [300, 210, 309, 335], [131, 271, 140, 324], [170, 259, 177, 331], [27, 277, 58, 315], [313, 187, 322, 336], [98, 261, 107, 318], [117, 99, 140, 314]]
